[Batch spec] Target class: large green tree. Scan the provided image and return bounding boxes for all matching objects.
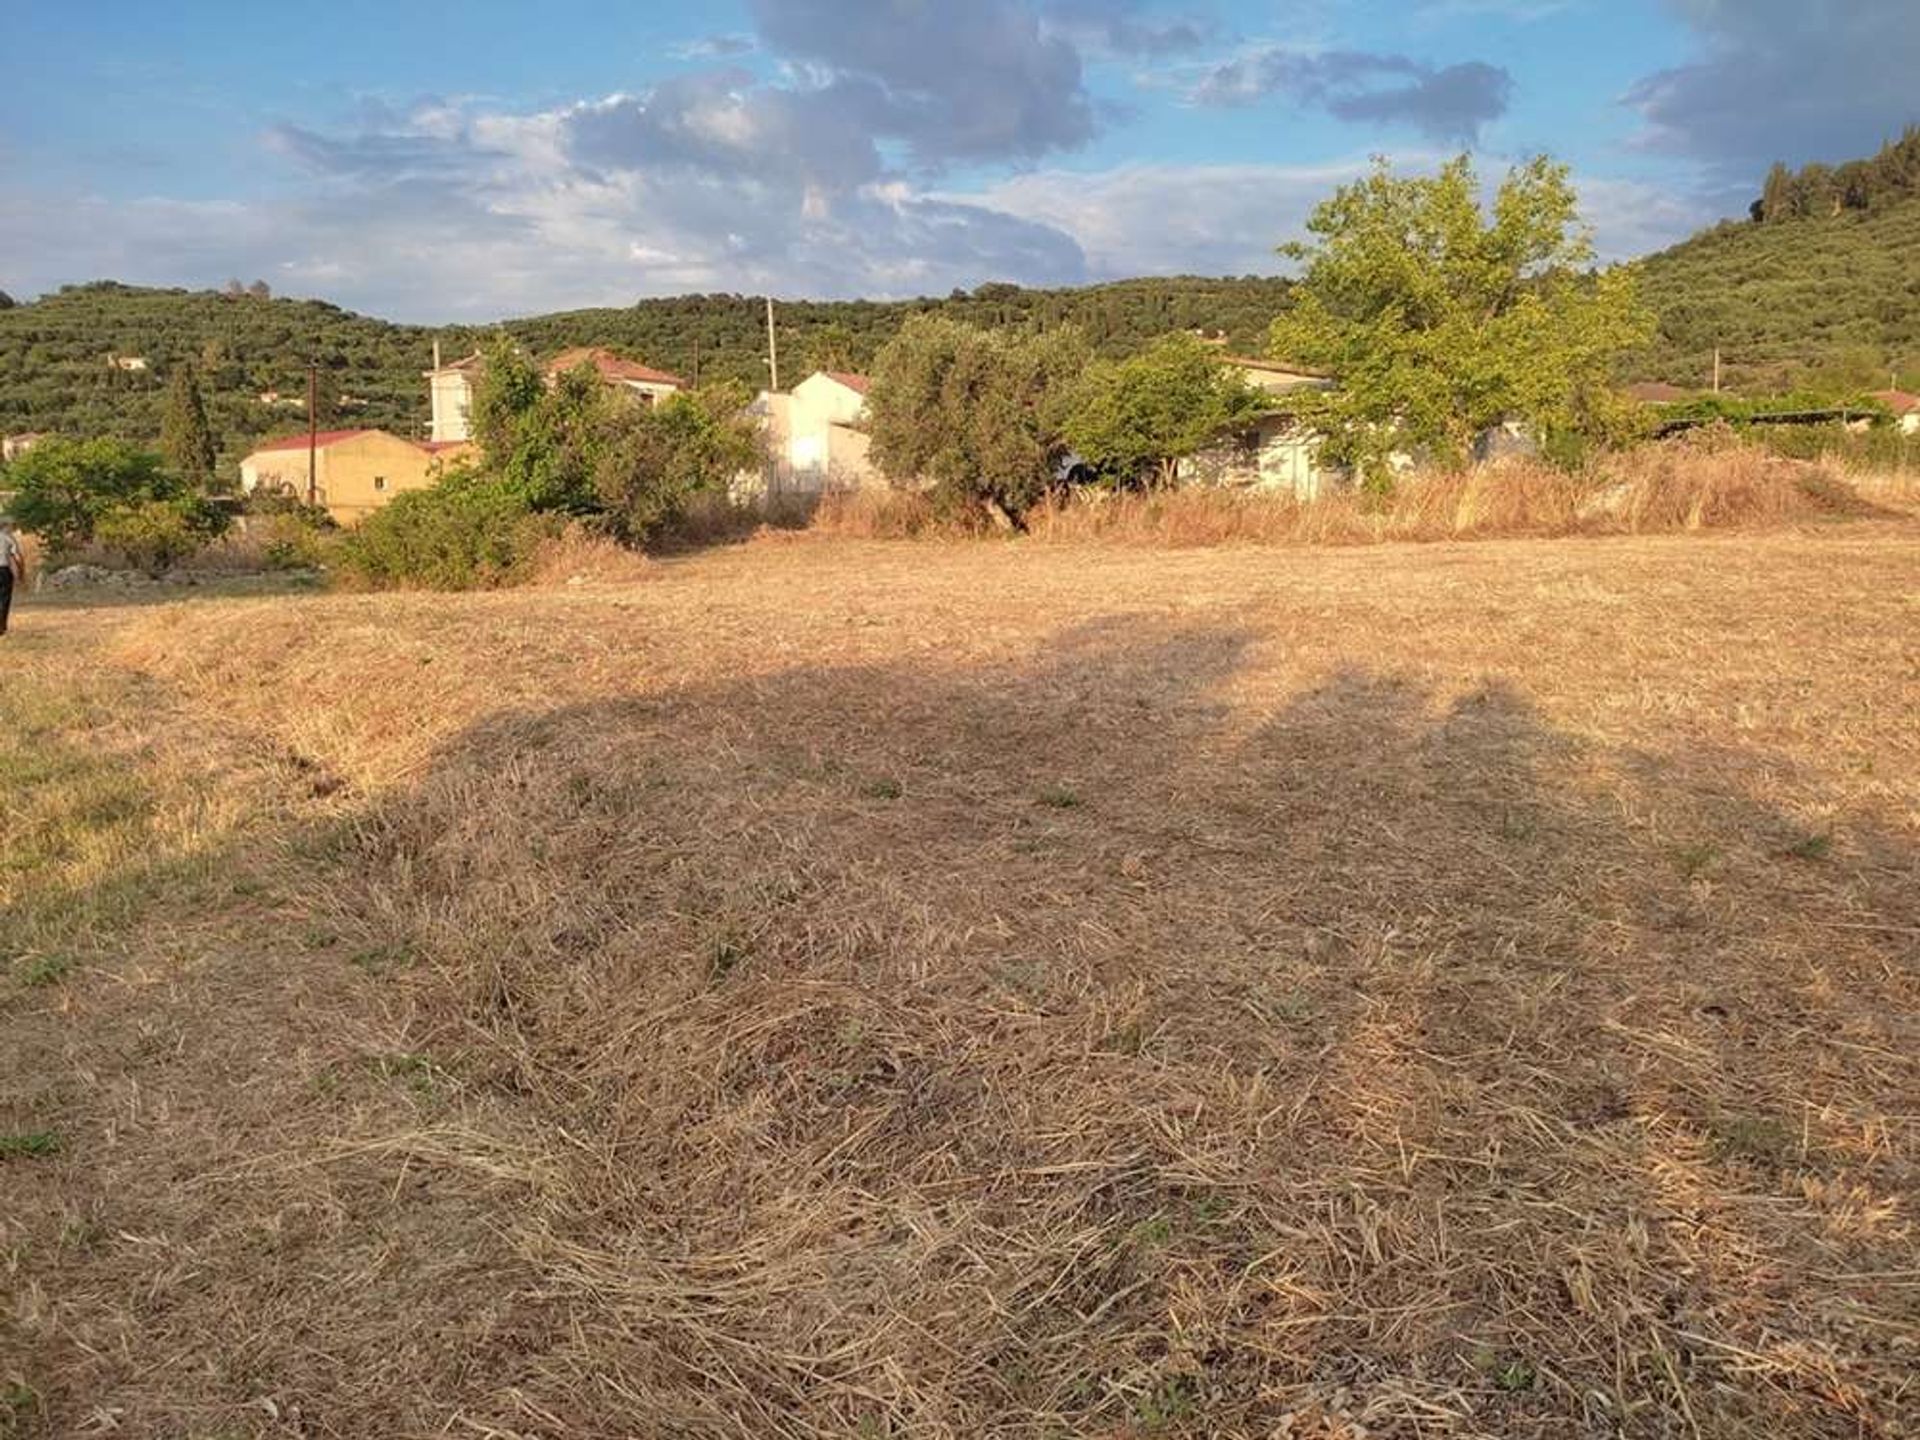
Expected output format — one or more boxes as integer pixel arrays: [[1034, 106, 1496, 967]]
[[470, 340, 617, 514], [160, 360, 216, 488], [593, 383, 762, 541], [1063, 333, 1265, 487], [6, 436, 226, 558], [867, 315, 1088, 522], [1270, 155, 1653, 478]]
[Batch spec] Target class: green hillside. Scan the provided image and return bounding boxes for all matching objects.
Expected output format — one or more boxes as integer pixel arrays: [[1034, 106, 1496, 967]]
[[1633, 129, 1920, 393], [1634, 198, 1920, 392], [0, 277, 1293, 476]]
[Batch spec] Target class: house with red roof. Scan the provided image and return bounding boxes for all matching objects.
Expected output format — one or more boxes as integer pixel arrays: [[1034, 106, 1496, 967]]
[[544, 347, 686, 406], [238, 429, 474, 526], [1869, 389, 1920, 434]]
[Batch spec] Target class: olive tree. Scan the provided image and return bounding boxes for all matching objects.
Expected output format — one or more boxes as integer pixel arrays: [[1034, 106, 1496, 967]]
[[867, 315, 1087, 524]]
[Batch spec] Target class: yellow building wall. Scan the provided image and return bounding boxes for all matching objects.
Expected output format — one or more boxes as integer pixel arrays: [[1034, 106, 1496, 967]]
[[242, 433, 453, 525]]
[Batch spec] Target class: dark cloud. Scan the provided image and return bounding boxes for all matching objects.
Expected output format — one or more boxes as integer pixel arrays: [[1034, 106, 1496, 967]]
[[744, 0, 1098, 165], [1625, 0, 1920, 172], [1193, 48, 1513, 144]]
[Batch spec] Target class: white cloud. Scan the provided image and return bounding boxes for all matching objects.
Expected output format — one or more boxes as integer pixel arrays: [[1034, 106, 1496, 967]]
[[963, 154, 1701, 279], [959, 159, 1374, 278]]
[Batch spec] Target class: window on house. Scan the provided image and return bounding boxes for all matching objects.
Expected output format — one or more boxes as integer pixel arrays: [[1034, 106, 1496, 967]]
[[373, 476, 388, 491]]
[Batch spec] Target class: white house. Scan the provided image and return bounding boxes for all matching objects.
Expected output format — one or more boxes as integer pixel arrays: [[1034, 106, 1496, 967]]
[[756, 371, 880, 495], [1177, 357, 1344, 498], [1224, 355, 1336, 398], [425, 347, 485, 443]]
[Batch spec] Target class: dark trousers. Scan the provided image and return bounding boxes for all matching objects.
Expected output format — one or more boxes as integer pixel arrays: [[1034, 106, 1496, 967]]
[[0, 568, 12, 634]]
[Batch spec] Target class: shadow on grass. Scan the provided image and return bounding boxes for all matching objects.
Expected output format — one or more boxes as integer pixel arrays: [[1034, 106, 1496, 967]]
[[5, 612, 1915, 1438]]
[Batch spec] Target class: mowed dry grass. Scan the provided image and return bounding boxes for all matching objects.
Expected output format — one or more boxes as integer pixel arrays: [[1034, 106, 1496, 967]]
[[2, 524, 1917, 1439]]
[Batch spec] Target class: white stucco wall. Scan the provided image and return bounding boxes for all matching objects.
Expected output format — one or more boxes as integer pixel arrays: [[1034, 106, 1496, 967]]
[[429, 371, 474, 442]]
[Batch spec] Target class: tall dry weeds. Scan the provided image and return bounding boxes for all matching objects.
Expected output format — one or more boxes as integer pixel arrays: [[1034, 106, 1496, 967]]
[[825, 436, 1887, 549]]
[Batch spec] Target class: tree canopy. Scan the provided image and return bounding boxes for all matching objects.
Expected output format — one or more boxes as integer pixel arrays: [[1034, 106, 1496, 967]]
[[1062, 333, 1265, 487], [867, 315, 1088, 522], [593, 384, 762, 541], [5, 436, 226, 559], [1270, 155, 1652, 476]]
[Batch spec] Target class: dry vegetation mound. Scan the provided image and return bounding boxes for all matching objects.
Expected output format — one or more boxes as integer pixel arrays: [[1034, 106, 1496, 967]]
[[818, 437, 1905, 549], [4, 532, 1917, 1438]]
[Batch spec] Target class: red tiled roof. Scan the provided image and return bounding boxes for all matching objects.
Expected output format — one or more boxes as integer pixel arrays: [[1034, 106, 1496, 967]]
[[822, 371, 872, 395], [247, 428, 379, 454], [545, 347, 685, 387], [1869, 388, 1918, 415]]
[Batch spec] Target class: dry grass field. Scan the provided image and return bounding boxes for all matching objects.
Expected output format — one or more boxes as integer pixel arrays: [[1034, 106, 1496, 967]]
[[2, 521, 1917, 1438]]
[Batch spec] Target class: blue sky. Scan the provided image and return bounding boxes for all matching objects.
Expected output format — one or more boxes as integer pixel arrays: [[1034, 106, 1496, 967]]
[[2, 0, 1914, 321]]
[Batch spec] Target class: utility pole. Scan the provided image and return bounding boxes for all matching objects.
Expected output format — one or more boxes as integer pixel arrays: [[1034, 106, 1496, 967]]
[[765, 296, 780, 393], [306, 359, 319, 507], [693, 335, 702, 388], [1712, 346, 1722, 395]]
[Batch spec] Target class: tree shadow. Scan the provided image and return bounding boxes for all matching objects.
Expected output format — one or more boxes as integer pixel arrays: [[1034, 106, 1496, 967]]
[[7, 610, 1914, 1438]]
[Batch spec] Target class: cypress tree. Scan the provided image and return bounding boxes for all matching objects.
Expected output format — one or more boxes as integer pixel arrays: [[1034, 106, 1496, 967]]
[[161, 360, 216, 488]]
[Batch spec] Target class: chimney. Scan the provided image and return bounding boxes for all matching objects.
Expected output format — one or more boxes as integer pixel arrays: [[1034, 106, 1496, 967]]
[[433, 339, 442, 371]]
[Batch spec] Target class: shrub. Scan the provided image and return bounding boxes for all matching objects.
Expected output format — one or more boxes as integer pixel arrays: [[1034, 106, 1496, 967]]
[[334, 474, 561, 590], [91, 496, 230, 574], [594, 384, 762, 542], [1062, 333, 1265, 488], [7, 437, 182, 553]]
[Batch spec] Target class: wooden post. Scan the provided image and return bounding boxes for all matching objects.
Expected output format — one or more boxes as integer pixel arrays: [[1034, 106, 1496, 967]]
[[306, 360, 319, 507], [765, 296, 780, 394]]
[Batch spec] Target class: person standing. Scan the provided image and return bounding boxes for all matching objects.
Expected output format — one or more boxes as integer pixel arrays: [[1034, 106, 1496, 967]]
[[0, 517, 22, 637]]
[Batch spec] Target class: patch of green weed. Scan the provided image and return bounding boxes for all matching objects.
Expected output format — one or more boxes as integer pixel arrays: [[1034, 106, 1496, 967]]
[[0, 1132, 61, 1160]]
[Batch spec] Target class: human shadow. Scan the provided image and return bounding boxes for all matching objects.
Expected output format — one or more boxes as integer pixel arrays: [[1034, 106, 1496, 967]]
[[327, 616, 1917, 1438]]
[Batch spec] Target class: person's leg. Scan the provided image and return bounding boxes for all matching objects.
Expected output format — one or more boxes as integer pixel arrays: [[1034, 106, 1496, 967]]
[[0, 568, 13, 635]]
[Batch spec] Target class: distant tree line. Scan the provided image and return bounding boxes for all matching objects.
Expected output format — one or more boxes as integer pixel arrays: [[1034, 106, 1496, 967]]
[[1751, 128, 1920, 223]]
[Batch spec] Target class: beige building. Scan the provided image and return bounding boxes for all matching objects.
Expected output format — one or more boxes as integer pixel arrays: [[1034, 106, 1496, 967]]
[[755, 371, 879, 495], [238, 429, 474, 526]]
